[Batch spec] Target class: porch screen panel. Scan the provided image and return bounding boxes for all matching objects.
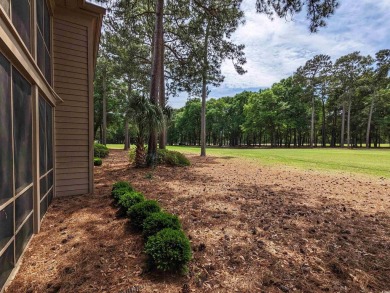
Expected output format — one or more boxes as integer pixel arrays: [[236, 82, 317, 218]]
[[11, 0, 31, 50], [0, 203, 13, 251], [15, 188, 33, 229], [15, 214, 33, 262], [36, 0, 51, 84], [0, 243, 14, 289], [0, 54, 12, 205], [39, 96, 53, 219], [13, 69, 32, 194]]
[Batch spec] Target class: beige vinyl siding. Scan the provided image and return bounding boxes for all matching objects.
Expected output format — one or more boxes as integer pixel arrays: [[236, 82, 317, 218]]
[[53, 18, 90, 197]]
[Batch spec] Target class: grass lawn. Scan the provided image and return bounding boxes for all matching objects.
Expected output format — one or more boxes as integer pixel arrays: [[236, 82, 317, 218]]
[[167, 146, 390, 178], [106, 143, 125, 150]]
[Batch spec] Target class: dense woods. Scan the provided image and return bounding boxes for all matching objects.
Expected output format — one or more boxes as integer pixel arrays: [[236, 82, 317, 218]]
[[168, 50, 390, 148]]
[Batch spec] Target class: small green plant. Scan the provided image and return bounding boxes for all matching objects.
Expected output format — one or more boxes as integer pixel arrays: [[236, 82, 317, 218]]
[[94, 157, 102, 166], [128, 200, 161, 229], [144, 173, 153, 180], [145, 228, 192, 273], [158, 149, 190, 166], [112, 187, 133, 201], [143, 212, 181, 239], [94, 143, 109, 158], [112, 181, 133, 192], [117, 191, 145, 216]]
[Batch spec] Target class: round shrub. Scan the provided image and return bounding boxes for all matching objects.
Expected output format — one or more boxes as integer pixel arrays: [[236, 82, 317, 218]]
[[112, 187, 133, 201], [94, 157, 102, 166], [143, 212, 181, 239], [145, 228, 192, 272], [128, 200, 161, 229], [112, 181, 133, 192], [157, 149, 190, 166], [117, 191, 145, 216], [94, 143, 109, 158]]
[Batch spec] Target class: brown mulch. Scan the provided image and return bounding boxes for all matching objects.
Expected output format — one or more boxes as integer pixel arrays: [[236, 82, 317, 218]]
[[6, 149, 390, 293]]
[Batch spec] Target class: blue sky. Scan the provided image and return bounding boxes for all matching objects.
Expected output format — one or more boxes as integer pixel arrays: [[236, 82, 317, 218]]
[[169, 0, 390, 108]]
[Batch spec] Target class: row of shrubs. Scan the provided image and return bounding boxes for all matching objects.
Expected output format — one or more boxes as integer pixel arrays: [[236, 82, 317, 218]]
[[112, 181, 192, 273], [129, 148, 190, 167]]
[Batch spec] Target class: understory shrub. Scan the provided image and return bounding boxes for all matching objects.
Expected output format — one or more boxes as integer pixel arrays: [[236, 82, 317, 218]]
[[117, 192, 145, 216], [143, 212, 181, 239], [94, 157, 102, 166], [94, 143, 109, 158], [145, 228, 192, 273], [112, 181, 132, 192], [128, 200, 161, 229], [112, 186, 133, 201], [129, 148, 190, 167]]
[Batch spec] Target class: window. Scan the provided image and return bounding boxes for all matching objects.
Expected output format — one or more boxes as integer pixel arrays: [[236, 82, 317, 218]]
[[39, 96, 53, 219], [11, 0, 31, 50], [36, 0, 51, 84], [0, 0, 10, 16]]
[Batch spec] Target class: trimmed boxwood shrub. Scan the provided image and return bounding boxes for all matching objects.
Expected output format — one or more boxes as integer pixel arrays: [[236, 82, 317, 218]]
[[94, 157, 102, 166], [112, 187, 133, 201], [112, 181, 132, 192], [143, 212, 181, 239], [94, 143, 109, 158], [117, 191, 145, 216], [145, 228, 192, 272], [128, 200, 161, 229]]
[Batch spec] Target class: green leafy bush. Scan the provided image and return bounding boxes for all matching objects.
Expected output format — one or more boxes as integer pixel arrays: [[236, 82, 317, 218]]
[[129, 148, 190, 166], [128, 200, 161, 229], [112, 181, 133, 192], [158, 150, 190, 166], [94, 157, 102, 166], [112, 187, 133, 201], [117, 191, 145, 216], [143, 212, 181, 239], [94, 143, 109, 158], [145, 228, 192, 272]]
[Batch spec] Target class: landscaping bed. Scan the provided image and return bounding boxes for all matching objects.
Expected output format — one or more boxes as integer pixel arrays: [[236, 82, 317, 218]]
[[6, 149, 390, 292]]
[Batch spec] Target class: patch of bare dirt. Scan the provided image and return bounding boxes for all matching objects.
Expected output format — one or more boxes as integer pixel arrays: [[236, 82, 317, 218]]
[[6, 150, 390, 293]]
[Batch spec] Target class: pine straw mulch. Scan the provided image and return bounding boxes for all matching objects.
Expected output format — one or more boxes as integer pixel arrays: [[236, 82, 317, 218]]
[[6, 149, 390, 293]]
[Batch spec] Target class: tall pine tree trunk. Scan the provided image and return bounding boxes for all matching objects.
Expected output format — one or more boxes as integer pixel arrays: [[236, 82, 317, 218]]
[[322, 99, 326, 147], [159, 34, 166, 149], [148, 0, 164, 164], [310, 95, 315, 147], [366, 96, 375, 148], [102, 67, 107, 145], [341, 102, 345, 147], [200, 22, 210, 157], [347, 99, 351, 148], [124, 118, 129, 150]]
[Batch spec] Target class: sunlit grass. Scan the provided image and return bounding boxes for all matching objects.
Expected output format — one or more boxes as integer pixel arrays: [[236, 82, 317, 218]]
[[167, 146, 390, 178], [106, 144, 125, 150]]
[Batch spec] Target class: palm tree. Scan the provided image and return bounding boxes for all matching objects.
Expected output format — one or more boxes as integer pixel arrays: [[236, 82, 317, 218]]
[[127, 93, 164, 167]]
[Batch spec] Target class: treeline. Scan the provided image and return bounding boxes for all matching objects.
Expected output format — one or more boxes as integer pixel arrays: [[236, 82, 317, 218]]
[[168, 50, 390, 148]]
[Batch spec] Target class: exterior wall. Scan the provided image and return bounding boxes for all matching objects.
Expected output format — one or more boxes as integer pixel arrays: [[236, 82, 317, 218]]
[[0, 1, 103, 291], [53, 15, 91, 196]]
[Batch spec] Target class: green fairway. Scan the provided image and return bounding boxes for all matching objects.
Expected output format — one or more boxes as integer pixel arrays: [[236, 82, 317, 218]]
[[106, 144, 125, 150], [167, 146, 390, 178]]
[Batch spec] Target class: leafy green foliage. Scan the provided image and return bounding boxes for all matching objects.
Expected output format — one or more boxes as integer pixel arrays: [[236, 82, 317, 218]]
[[129, 148, 190, 167], [128, 200, 161, 229], [117, 191, 145, 216], [145, 228, 192, 273], [94, 157, 103, 166], [111, 187, 133, 201], [94, 143, 109, 158], [112, 181, 133, 192], [157, 149, 190, 166], [143, 212, 181, 239]]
